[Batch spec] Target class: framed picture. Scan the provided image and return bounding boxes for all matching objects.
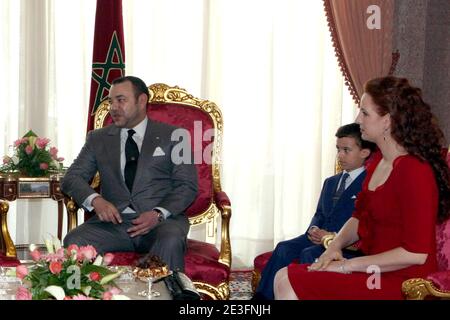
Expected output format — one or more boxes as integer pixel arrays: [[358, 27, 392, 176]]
[[18, 180, 51, 198]]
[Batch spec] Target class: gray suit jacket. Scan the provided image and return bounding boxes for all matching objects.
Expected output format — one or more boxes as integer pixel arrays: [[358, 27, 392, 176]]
[[61, 118, 198, 228]]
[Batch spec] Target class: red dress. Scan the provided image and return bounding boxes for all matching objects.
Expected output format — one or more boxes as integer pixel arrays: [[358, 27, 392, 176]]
[[287, 154, 438, 299]]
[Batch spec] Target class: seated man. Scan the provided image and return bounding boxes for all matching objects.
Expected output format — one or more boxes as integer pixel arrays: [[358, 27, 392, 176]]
[[253, 123, 376, 300], [61, 76, 198, 272]]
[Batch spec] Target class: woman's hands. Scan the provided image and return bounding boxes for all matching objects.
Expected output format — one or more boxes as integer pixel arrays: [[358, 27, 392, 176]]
[[308, 247, 346, 272]]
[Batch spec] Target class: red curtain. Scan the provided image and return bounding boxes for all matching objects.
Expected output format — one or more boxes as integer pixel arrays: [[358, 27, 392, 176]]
[[323, 0, 398, 103], [87, 0, 126, 133]]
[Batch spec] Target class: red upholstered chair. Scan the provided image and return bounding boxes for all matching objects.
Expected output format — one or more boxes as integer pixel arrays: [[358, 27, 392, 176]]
[[251, 251, 272, 292], [64, 83, 232, 300], [402, 147, 450, 299], [0, 254, 19, 267]]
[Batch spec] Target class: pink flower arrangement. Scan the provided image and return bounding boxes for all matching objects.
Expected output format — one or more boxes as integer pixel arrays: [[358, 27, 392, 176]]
[[0, 130, 64, 177], [15, 238, 126, 300]]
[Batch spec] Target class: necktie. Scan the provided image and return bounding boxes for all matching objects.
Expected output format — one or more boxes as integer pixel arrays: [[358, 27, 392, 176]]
[[333, 172, 349, 206], [124, 129, 139, 192]]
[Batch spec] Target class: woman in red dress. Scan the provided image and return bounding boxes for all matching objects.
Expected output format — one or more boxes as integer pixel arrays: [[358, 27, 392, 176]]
[[274, 76, 450, 300]]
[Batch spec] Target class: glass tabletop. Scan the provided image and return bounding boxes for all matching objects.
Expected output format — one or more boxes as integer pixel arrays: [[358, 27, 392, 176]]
[[0, 266, 173, 300]]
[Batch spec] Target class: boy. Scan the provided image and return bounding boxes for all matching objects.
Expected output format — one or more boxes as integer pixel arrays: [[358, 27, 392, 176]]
[[253, 123, 376, 300]]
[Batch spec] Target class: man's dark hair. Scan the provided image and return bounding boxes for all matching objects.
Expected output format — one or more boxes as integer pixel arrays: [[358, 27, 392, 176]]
[[335, 123, 376, 152], [112, 76, 149, 102]]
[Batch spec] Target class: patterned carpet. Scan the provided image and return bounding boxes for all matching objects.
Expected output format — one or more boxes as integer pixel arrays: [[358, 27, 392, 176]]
[[229, 270, 253, 300]]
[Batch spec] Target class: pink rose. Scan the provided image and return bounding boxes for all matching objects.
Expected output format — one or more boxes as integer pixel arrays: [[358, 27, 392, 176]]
[[67, 244, 79, 254], [49, 261, 62, 274], [72, 294, 94, 300], [49, 147, 58, 159], [44, 253, 64, 262], [103, 253, 114, 266], [30, 249, 41, 261], [89, 272, 101, 281], [102, 287, 122, 300], [80, 245, 97, 261], [57, 157, 64, 162], [102, 291, 113, 300], [56, 247, 65, 255], [16, 286, 32, 300], [39, 162, 49, 170], [14, 138, 27, 147], [16, 265, 28, 279], [109, 287, 122, 295], [25, 145, 33, 155], [3, 156, 11, 164], [35, 137, 50, 149]]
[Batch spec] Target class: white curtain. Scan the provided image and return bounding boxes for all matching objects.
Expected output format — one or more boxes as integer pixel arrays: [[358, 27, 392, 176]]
[[0, 0, 95, 248], [123, 0, 356, 268], [1, 0, 355, 268]]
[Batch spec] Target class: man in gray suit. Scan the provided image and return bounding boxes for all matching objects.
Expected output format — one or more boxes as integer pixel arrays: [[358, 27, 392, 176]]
[[61, 76, 198, 272]]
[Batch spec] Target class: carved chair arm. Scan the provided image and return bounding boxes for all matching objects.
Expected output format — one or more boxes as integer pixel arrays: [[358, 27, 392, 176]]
[[214, 191, 232, 268]]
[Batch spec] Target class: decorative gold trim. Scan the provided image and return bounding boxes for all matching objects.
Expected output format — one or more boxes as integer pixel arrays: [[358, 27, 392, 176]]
[[66, 198, 79, 233], [251, 269, 261, 293], [335, 158, 343, 174], [0, 173, 63, 182], [402, 278, 450, 300], [0, 201, 16, 257], [188, 202, 219, 226], [219, 205, 232, 267], [193, 281, 230, 300], [91, 173, 100, 189], [94, 102, 110, 131]]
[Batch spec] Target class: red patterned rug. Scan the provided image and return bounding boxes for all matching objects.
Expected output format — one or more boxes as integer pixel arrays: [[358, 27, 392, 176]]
[[229, 270, 253, 300]]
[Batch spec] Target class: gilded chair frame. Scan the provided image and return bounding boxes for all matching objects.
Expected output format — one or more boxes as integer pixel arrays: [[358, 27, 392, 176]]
[[402, 278, 450, 300], [65, 83, 232, 300]]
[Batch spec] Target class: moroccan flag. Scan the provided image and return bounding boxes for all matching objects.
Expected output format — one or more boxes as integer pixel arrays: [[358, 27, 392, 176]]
[[87, 0, 125, 133]]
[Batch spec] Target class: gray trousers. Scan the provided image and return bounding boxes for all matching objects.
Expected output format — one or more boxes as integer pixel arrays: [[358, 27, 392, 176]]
[[63, 213, 189, 272]]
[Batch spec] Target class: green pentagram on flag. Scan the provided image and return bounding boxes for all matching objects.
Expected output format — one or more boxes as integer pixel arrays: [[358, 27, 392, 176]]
[[91, 31, 125, 115]]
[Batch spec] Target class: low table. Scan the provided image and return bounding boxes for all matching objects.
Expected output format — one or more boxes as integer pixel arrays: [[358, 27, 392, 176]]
[[0, 266, 173, 300]]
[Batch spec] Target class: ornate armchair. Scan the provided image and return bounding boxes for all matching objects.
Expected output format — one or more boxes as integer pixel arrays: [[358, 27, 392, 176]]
[[402, 148, 450, 300], [64, 83, 232, 300]]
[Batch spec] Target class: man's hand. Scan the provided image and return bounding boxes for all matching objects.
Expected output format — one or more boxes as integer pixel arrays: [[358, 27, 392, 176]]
[[127, 210, 161, 238], [307, 227, 332, 245], [92, 196, 122, 224]]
